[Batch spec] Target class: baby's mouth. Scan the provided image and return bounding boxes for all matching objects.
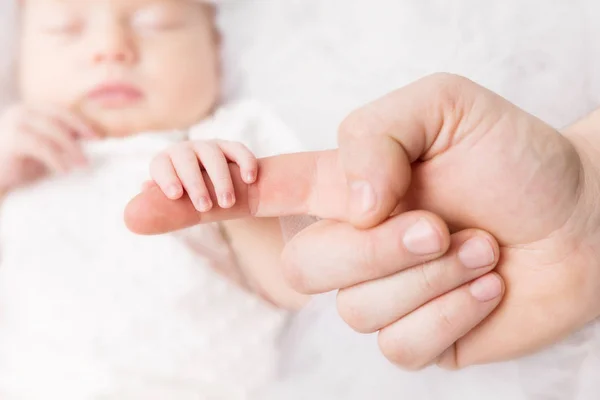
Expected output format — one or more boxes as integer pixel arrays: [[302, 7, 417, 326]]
[[85, 82, 143, 109]]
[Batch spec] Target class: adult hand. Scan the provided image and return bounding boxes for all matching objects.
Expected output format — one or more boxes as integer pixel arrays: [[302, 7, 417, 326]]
[[125, 74, 600, 369]]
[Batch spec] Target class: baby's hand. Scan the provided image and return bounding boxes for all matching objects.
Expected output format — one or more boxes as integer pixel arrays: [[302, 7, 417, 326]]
[[150, 140, 258, 211], [0, 104, 97, 193]]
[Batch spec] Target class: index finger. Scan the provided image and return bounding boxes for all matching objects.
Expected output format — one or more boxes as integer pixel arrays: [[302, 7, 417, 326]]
[[124, 150, 359, 235]]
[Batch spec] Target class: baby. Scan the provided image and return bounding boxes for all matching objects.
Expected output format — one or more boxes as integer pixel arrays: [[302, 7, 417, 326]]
[[0, 0, 308, 398]]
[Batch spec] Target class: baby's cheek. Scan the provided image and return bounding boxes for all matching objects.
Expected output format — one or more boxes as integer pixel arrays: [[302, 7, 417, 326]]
[[152, 75, 219, 128], [19, 60, 80, 108], [147, 40, 220, 118]]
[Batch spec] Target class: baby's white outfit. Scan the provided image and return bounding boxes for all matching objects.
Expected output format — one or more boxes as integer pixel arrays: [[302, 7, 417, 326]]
[[0, 101, 302, 400]]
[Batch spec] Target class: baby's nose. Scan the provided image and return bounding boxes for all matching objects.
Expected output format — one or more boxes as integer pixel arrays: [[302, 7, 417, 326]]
[[91, 23, 136, 65]]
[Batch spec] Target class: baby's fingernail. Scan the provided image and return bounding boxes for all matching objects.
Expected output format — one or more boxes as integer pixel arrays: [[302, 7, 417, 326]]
[[196, 196, 212, 212], [219, 192, 235, 208], [166, 185, 181, 199], [245, 171, 256, 183]]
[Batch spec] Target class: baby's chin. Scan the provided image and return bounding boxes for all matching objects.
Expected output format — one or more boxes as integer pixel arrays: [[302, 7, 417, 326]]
[[80, 108, 188, 138]]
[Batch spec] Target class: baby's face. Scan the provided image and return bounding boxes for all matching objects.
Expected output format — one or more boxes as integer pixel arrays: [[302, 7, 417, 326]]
[[19, 0, 219, 137]]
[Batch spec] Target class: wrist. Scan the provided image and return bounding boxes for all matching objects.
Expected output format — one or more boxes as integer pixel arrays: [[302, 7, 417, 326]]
[[564, 108, 600, 160], [0, 177, 12, 198], [0, 181, 9, 199], [563, 113, 600, 320]]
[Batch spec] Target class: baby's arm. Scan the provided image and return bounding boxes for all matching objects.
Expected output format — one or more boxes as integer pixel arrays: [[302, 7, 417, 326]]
[[221, 217, 309, 310], [150, 139, 309, 310]]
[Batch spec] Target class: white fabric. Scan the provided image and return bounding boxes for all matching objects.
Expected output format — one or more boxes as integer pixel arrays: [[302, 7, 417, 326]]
[[0, 101, 300, 400], [214, 1, 600, 400]]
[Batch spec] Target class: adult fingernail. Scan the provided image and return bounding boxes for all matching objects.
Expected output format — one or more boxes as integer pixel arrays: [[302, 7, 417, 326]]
[[470, 275, 503, 302], [402, 218, 442, 255], [350, 181, 376, 215], [458, 237, 496, 269]]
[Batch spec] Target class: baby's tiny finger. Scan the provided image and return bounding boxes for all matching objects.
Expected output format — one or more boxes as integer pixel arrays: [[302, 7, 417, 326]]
[[216, 140, 258, 184], [43, 106, 98, 139], [149, 153, 184, 200], [194, 142, 235, 209], [170, 146, 213, 212], [24, 115, 86, 166], [20, 132, 69, 174]]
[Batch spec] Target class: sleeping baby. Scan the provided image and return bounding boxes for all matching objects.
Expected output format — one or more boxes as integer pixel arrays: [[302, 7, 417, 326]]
[[0, 0, 308, 398]]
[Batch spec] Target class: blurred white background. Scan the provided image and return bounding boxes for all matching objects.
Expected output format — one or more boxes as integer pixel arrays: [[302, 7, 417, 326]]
[[218, 0, 600, 151]]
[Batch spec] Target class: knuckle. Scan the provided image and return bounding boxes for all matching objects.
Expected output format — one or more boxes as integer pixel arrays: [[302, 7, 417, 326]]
[[174, 147, 199, 164], [425, 72, 472, 111], [280, 244, 311, 293], [358, 233, 381, 280], [197, 139, 219, 149], [212, 139, 229, 146], [234, 142, 252, 154], [211, 173, 233, 187], [183, 180, 205, 195], [337, 106, 381, 142], [378, 329, 426, 371], [172, 142, 192, 154], [426, 72, 471, 91], [150, 153, 168, 171], [433, 302, 457, 334], [337, 289, 377, 334], [417, 262, 441, 294]]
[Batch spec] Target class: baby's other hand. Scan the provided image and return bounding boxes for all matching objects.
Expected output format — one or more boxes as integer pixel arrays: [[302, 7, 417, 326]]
[[0, 103, 98, 193], [150, 140, 258, 212]]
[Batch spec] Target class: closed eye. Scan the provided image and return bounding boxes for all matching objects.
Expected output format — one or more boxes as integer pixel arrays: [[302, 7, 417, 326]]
[[42, 16, 83, 36], [131, 4, 188, 31]]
